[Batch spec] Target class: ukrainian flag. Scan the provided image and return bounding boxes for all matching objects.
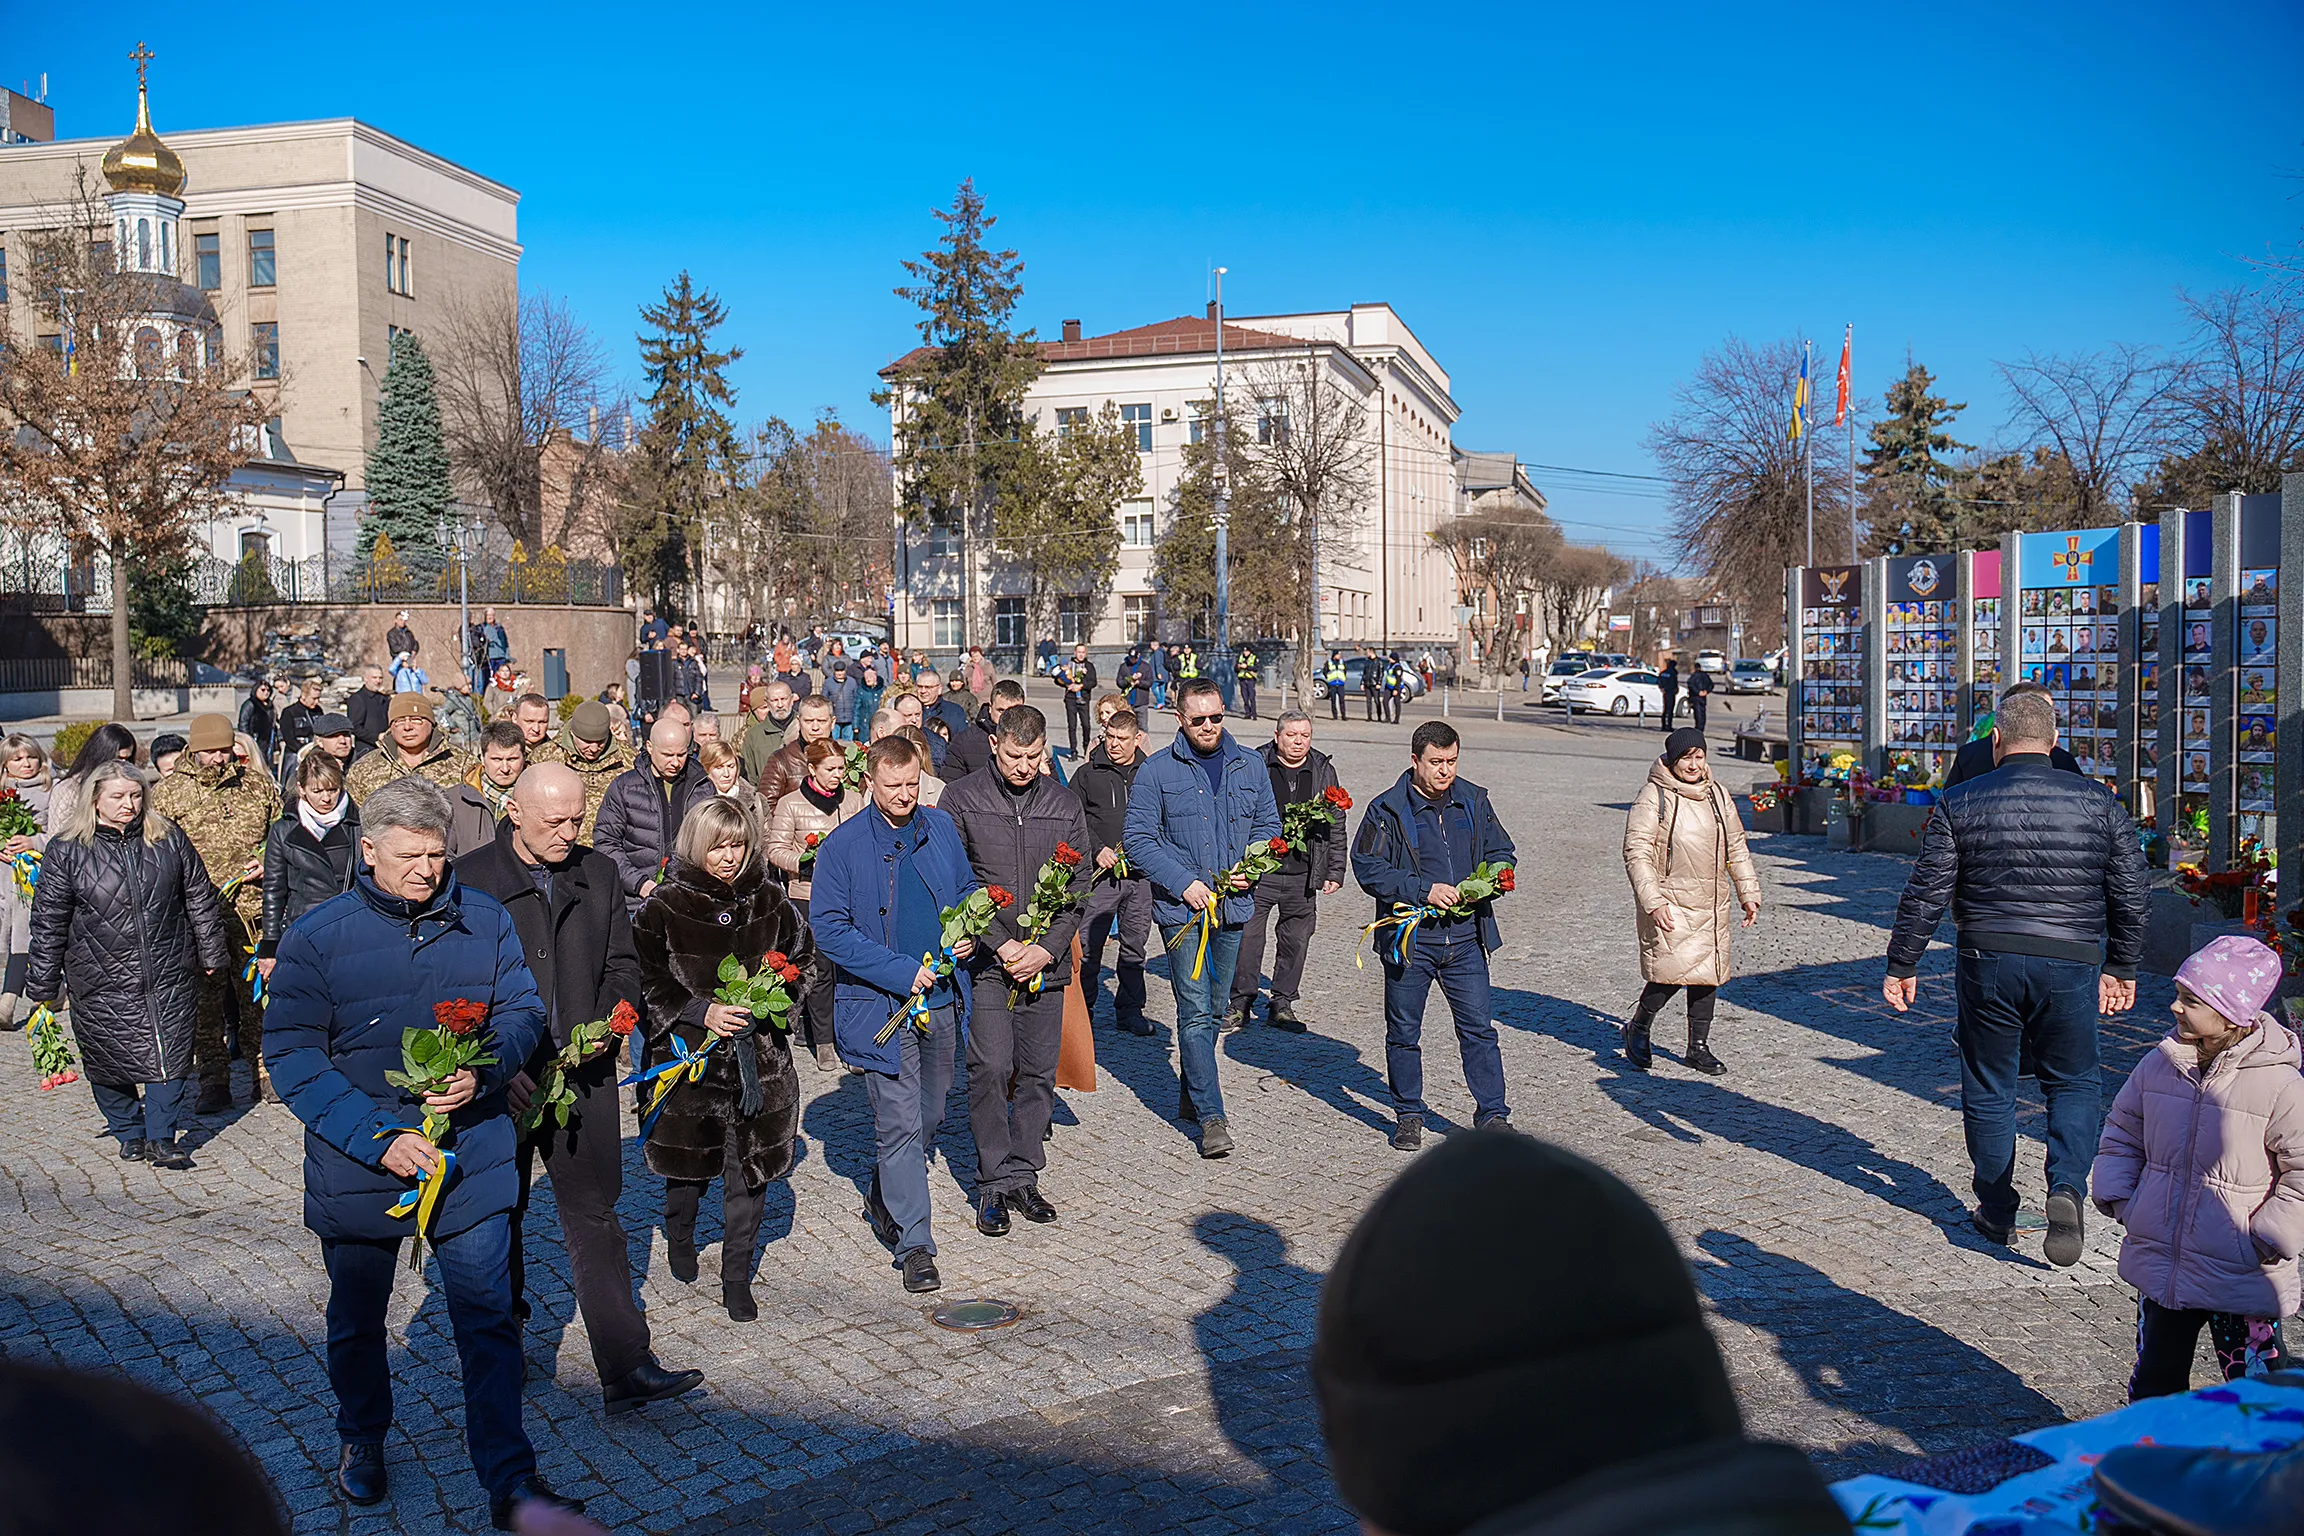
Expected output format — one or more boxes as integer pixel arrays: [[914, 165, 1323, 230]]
[[1787, 344, 1810, 442]]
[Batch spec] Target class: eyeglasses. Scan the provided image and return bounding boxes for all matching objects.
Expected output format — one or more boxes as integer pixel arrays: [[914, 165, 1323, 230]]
[[1184, 713, 1224, 726]]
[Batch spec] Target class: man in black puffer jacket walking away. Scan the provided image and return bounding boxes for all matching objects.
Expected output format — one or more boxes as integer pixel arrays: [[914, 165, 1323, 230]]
[[1883, 687, 2147, 1267]]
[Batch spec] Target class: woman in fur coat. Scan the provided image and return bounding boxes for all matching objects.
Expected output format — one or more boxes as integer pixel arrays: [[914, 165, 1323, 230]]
[[632, 795, 813, 1322]]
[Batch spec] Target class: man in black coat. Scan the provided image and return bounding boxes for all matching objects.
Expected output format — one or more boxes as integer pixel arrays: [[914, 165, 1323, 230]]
[[1072, 706, 1153, 1034], [1883, 688, 2147, 1266], [455, 763, 702, 1416], [1658, 659, 1681, 728], [386, 612, 419, 662], [345, 665, 392, 752], [277, 676, 326, 766], [1055, 644, 1098, 757], [1684, 663, 1713, 733], [1940, 681, 2084, 788], [593, 715, 712, 913], [1229, 710, 1346, 1034], [938, 705, 1090, 1235], [942, 679, 1022, 781]]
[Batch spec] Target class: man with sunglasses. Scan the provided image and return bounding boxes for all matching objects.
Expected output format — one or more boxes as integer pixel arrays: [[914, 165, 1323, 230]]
[[1122, 679, 1281, 1159]]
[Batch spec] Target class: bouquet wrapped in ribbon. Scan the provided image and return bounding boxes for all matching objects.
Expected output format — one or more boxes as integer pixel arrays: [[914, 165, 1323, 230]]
[[28, 1002, 79, 1091], [378, 997, 500, 1268], [214, 858, 263, 908], [519, 999, 639, 1133], [877, 885, 1012, 1044], [1280, 784, 1352, 847], [718, 949, 804, 1032], [625, 950, 805, 1137], [1170, 838, 1291, 979], [1010, 843, 1084, 1000], [0, 786, 39, 902], [1359, 859, 1517, 969]]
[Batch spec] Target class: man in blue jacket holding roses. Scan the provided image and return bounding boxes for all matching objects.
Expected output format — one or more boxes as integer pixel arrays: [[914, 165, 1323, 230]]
[[264, 776, 577, 1529]]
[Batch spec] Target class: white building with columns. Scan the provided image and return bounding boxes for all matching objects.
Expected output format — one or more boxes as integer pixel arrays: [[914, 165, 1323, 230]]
[[881, 302, 1465, 661]]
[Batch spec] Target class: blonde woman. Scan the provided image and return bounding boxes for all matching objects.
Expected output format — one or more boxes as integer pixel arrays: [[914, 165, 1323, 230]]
[[767, 738, 865, 1072], [697, 739, 765, 840], [631, 798, 812, 1322], [25, 760, 229, 1166], [1621, 728, 1761, 1075], [1, 733, 51, 1027]]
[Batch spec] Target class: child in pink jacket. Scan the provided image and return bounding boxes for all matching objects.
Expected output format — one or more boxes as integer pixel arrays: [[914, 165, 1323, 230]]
[[2092, 934, 2304, 1398]]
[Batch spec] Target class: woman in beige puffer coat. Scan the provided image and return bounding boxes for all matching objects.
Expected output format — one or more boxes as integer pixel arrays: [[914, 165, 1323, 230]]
[[766, 737, 866, 1073], [1622, 729, 1760, 1075]]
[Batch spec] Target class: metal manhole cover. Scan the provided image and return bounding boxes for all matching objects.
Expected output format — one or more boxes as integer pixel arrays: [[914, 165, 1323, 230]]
[[930, 1298, 1022, 1331]]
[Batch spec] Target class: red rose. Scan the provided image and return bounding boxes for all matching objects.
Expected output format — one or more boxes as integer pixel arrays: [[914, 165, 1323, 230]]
[[1268, 837, 1289, 855], [780, 965, 803, 985], [764, 951, 788, 970], [607, 1000, 638, 1037], [1052, 843, 1082, 868], [433, 997, 486, 1036], [1324, 785, 1352, 809], [1497, 867, 1517, 893], [987, 885, 1015, 908], [805, 832, 821, 847]]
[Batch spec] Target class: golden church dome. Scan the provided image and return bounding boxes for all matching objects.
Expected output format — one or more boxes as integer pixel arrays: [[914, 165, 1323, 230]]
[[101, 52, 186, 199]]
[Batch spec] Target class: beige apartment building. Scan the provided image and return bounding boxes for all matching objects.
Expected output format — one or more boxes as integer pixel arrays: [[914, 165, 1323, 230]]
[[0, 80, 519, 573]]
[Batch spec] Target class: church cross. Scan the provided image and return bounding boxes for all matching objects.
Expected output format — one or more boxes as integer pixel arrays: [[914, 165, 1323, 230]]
[[130, 42, 156, 91]]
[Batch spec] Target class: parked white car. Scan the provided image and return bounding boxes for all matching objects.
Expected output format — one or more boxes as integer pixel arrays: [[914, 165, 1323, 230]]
[[1695, 649, 1729, 675], [1559, 667, 1667, 717]]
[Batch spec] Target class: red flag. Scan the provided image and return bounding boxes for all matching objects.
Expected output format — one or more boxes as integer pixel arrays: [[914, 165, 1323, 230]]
[[1833, 324, 1851, 427]]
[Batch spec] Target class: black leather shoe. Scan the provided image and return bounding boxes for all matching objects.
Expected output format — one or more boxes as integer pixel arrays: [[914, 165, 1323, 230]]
[[862, 1193, 901, 1251], [666, 1236, 698, 1283], [1390, 1113, 1424, 1152], [148, 1137, 194, 1170], [1117, 1012, 1154, 1036], [1266, 1001, 1308, 1033], [1007, 1185, 1058, 1224], [1473, 1112, 1512, 1132], [901, 1249, 941, 1293], [2045, 1185, 2086, 1268], [723, 1282, 758, 1323], [1197, 1115, 1234, 1158], [604, 1358, 704, 1416], [117, 1139, 149, 1162], [976, 1193, 1011, 1237], [1971, 1211, 2015, 1245], [491, 1476, 583, 1531], [2094, 1434, 2304, 1536], [337, 1442, 387, 1507], [1684, 1043, 1726, 1076]]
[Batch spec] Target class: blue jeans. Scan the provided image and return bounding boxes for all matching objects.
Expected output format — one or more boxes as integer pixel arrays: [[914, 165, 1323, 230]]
[[1159, 920, 1242, 1121], [322, 1211, 534, 1501], [1382, 929, 1507, 1121], [865, 1004, 957, 1258], [92, 1077, 191, 1148], [1953, 948, 2102, 1224]]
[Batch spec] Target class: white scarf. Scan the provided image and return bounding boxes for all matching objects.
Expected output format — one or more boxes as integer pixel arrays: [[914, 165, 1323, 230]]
[[298, 792, 349, 842]]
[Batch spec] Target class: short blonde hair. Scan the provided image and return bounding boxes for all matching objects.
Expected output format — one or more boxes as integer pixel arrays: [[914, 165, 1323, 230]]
[[674, 795, 753, 872], [696, 739, 740, 773]]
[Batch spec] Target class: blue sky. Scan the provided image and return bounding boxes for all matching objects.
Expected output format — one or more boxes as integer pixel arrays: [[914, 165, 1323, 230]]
[[18, 3, 2302, 567]]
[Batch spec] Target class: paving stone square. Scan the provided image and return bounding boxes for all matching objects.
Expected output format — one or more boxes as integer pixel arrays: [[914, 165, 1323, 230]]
[[0, 698, 2220, 1532]]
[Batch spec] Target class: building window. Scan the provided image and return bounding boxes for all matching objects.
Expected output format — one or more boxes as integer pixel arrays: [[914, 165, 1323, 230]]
[[1121, 403, 1152, 451], [248, 227, 276, 287], [193, 231, 219, 290], [1120, 499, 1155, 547], [132, 325, 162, 376], [994, 597, 1027, 649], [1257, 397, 1289, 446], [385, 233, 411, 296], [1057, 596, 1092, 644], [90, 239, 110, 271], [1123, 595, 1154, 644], [1188, 400, 1211, 445], [36, 332, 61, 353], [931, 599, 964, 648], [1055, 406, 1089, 438], [922, 509, 959, 558], [252, 321, 280, 380]]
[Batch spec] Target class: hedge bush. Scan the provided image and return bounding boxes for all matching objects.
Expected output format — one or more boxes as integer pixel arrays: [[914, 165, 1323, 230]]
[[50, 720, 99, 769]]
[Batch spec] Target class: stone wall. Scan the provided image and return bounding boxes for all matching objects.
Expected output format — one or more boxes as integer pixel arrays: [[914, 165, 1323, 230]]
[[200, 603, 637, 696]]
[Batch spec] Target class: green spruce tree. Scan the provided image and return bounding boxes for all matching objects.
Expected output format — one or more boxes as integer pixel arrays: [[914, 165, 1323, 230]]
[[873, 180, 1044, 648], [361, 329, 451, 563], [629, 271, 742, 613], [1861, 360, 1973, 555]]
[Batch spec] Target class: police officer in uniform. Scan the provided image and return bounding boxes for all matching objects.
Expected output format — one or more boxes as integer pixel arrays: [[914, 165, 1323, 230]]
[[1234, 645, 1260, 721]]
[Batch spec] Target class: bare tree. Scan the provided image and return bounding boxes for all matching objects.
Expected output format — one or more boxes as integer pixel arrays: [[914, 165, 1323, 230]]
[[1429, 509, 1561, 682], [432, 285, 615, 550], [1536, 545, 1629, 654], [0, 175, 268, 718], [1651, 336, 1855, 627], [2136, 279, 2304, 504], [712, 413, 896, 628], [1997, 344, 2181, 525], [1234, 355, 1375, 696]]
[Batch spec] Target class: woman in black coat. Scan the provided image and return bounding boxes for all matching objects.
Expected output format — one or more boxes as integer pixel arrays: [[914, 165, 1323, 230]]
[[631, 795, 811, 1322], [237, 679, 277, 764], [26, 760, 228, 1168], [256, 749, 362, 975]]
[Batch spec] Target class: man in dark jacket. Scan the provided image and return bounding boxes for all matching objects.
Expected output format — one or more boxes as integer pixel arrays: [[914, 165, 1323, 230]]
[[1883, 687, 2147, 1265], [811, 734, 982, 1295], [1122, 678, 1283, 1159], [1054, 644, 1098, 755], [1230, 711, 1345, 1034], [939, 705, 1090, 1234], [943, 679, 1022, 780], [1351, 721, 1518, 1151], [1658, 658, 1682, 728], [346, 665, 392, 752], [1940, 681, 2084, 788], [263, 777, 579, 1526], [593, 716, 712, 912], [928, 672, 976, 740], [386, 612, 419, 663], [1073, 707, 1153, 1034], [757, 694, 838, 812], [277, 676, 326, 766], [1684, 662, 1713, 733], [455, 764, 702, 1418], [448, 721, 527, 859]]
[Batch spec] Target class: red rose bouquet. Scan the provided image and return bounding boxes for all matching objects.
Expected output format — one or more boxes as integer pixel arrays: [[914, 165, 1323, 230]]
[[717, 948, 806, 1031], [1360, 860, 1516, 969], [519, 999, 639, 1132], [1434, 860, 1515, 916], [1280, 783, 1352, 847], [0, 784, 41, 901], [1169, 839, 1292, 979], [841, 742, 869, 792], [377, 996, 500, 1268], [878, 885, 1013, 1044], [1010, 842, 1085, 999], [27, 1002, 79, 1090]]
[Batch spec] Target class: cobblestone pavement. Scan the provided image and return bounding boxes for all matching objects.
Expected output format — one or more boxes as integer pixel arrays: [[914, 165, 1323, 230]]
[[0, 695, 2207, 1532]]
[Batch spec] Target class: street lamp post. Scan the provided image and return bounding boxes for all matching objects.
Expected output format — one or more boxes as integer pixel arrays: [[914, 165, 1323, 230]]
[[1211, 267, 1232, 707]]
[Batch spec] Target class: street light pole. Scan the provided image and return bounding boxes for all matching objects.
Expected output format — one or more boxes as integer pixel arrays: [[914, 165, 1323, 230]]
[[1211, 267, 1232, 706]]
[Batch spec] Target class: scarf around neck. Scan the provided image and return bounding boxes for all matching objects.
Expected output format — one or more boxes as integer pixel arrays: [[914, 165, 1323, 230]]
[[298, 792, 349, 842]]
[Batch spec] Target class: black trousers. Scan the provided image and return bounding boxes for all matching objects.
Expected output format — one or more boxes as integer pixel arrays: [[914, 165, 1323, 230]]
[[508, 1066, 653, 1383], [1632, 981, 1716, 1042], [1237, 677, 1258, 719], [965, 973, 1064, 1196], [664, 1176, 768, 1288], [1083, 876, 1153, 1022], [1064, 695, 1094, 755], [1231, 880, 1318, 1013], [1660, 689, 1679, 727], [1328, 686, 1348, 720], [1690, 694, 1709, 732], [791, 897, 834, 1051], [1365, 688, 1383, 721], [2130, 1297, 2291, 1399]]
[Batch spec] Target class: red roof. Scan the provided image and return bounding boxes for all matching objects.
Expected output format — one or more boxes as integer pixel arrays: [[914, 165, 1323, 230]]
[[879, 315, 1316, 377]]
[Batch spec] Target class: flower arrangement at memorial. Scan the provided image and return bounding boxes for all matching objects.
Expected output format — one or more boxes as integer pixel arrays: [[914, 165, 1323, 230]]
[[518, 999, 639, 1132], [877, 886, 1012, 1044]]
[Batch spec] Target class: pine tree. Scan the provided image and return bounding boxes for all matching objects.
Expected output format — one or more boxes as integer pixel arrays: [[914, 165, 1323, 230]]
[[1861, 361, 1973, 555], [873, 180, 1044, 647], [628, 271, 742, 613], [362, 329, 452, 562]]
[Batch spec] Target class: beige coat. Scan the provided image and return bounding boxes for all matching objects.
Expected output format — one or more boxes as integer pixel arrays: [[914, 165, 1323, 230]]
[[1624, 759, 1760, 988], [766, 783, 866, 900]]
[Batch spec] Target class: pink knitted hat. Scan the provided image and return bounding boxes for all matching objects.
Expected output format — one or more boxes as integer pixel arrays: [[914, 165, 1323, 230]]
[[2173, 934, 2282, 1029]]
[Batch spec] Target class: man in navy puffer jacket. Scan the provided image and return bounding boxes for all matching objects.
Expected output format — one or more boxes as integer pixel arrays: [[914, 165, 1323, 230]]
[[265, 778, 578, 1528]]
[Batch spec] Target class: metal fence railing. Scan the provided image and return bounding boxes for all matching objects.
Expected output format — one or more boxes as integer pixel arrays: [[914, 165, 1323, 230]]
[[0, 549, 623, 612], [0, 655, 194, 691]]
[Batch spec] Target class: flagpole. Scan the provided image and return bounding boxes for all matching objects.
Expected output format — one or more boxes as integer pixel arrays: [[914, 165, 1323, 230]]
[[1845, 325, 1857, 558], [1803, 337, 1816, 563]]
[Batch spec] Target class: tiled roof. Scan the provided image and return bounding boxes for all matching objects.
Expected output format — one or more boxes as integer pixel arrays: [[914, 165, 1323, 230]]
[[879, 315, 1318, 377]]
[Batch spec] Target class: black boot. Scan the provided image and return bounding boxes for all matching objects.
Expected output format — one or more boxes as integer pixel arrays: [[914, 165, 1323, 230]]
[[1623, 1010, 1655, 1070], [1685, 1020, 1725, 1076]]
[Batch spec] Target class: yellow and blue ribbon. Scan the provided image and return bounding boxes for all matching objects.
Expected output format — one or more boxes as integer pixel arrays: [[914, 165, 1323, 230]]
[[242, 942, 264, 1005], [621, 1034, 717, 1139], [375, 1126, 457, 1271], [1357, 903, 1443, 970], [9, 847, 38, 903], [878, 947, 955, 1045], [1166, 901, 1218, 980]]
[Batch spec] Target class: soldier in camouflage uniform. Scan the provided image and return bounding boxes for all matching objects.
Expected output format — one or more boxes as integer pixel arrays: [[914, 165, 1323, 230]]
[[529, 699, 630, 842], [344, 692, 478, 806], [151, 713, 282, 1111]]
